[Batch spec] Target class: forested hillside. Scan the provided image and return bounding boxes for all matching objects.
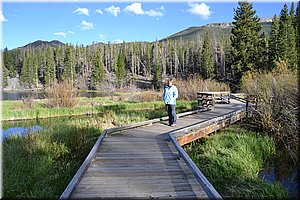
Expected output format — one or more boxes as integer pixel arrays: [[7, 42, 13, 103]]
[[2, 2, 299, 91]]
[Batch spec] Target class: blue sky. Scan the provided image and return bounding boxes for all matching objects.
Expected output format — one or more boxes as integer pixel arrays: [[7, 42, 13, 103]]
[[1, 1, 293, 50]]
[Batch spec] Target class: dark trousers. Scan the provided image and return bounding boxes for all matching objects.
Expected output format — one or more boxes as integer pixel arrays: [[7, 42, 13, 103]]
[[166, 104, 177, 125]]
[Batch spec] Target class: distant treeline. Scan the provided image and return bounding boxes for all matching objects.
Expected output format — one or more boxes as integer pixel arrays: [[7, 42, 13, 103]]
[[2, 2, 299, 91]]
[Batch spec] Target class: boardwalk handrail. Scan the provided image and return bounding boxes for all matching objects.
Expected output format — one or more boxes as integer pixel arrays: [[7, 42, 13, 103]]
[[59, 109, 198, 199], [169, 133, 222, 199]]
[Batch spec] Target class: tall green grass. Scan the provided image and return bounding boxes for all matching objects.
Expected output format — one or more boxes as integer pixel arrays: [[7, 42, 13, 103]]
[[184, 125, 288, 199], [3, 120, 101, 198]]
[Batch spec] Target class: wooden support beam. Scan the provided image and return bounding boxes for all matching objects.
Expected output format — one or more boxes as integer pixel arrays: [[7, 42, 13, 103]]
[[176, 109, 246, 146]]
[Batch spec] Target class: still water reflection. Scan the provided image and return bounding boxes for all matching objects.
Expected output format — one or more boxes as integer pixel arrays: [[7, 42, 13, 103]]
[[259, 144, 299, 198]]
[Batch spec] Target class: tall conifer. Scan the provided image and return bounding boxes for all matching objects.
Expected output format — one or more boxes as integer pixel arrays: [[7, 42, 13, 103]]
[[201, 33, 214, 79], [231, 1, 261, 83]]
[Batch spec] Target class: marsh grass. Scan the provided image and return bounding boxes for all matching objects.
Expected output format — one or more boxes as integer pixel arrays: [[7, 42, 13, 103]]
[[3, 121, 101, 198], [184, 125, 288, 199]]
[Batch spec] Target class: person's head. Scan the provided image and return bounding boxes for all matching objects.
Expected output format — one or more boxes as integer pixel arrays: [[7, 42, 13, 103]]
[[168, 78, 173, 87]]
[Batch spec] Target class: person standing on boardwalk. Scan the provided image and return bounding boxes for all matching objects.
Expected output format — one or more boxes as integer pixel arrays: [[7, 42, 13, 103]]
[[163, 78, 178, 126]]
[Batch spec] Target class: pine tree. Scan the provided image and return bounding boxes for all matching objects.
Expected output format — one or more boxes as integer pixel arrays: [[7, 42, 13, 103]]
[[115, 50, 126, 86], [152, 61, 162, 90], [201, 33, 214, 79], [27, 50, 35, 88], [63, 45, 72, 83], [290, 2, 296, 27], [3, 48, 16, 78], [2, 66, 8, 87], [20, 52, 30, 88], [92, 48, 105, 88], [33, 53, 39, 87], [256, 33, 269, 71], [269, 15, 280, 68], [278, 4, 297, 70], [296, 1, 300, 68], [231, 1, 261, 82], [45, 47, 56, 87]]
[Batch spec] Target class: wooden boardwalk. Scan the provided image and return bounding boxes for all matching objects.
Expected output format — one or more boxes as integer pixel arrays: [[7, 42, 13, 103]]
[[61, 99, 246, 199]]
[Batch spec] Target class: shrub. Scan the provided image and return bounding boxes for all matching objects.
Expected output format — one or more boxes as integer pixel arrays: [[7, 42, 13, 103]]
[[240, 60, 299, 153], [133, 90, 160, 102], [45, 82, 79, 108], [175, 75, 230, 100]]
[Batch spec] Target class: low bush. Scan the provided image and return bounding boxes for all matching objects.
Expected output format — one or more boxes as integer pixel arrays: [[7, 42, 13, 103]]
[[45, 82, 79, 108], [132, 90, 161, 102], [175, 75, 230, 100], [240, 60, 299, 153]]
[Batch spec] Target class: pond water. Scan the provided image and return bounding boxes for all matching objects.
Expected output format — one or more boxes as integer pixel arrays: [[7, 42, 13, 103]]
[[259, 145, 299, 198], [2, 91, 115, 101], [2, 125, 44, 139]]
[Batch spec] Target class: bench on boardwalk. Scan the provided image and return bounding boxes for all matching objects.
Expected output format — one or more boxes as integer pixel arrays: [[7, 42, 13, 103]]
[[197, 91, 230, 111]]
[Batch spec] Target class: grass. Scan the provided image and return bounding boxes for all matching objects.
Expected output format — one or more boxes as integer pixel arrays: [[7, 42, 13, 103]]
[[184, 125, 289, 199], [2, 99, 197, 198], [2, 96, 197, 121], [3, 119, 101, 198]]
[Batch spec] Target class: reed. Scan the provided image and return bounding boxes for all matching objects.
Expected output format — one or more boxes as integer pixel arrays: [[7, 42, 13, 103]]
[[184, 125, 288, 198]]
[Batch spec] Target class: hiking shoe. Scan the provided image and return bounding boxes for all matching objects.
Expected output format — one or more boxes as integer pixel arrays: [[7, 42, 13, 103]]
[[171, 124, 176, 127]]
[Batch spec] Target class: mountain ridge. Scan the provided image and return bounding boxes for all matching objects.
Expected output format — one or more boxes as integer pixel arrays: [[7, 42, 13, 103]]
[[12, 18, 273, 50], [21, 40, 64, 49]]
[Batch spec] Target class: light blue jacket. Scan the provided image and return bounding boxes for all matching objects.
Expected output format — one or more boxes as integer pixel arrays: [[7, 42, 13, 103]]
[[163, 85, 178, 105]]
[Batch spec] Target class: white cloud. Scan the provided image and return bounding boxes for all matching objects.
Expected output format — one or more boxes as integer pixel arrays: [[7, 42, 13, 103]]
[[123, 3, 164, 17], [145, 9, 164, 17], [113, 39, 123, 44], [187, 3, 211, 19], [68, 31, 76, 35], [73, 7, 89, 16], [0, 11, 8, 22], [99, 34, 106, 40], [54, 32, 66, 37], [80, 20, 94, 30], [105, 5, 121, 17], [125, 3, 144, 15], [95, 9, 103, 15]]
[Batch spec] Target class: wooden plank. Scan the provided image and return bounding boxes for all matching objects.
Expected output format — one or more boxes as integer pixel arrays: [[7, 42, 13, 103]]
[[86, 167, 189, 173], [71, 190, 201, 198], [80, 174, 196, 181], [75, 183, 197, 190], [79, 178, 199, 185], [83, 171, 194, 177]]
